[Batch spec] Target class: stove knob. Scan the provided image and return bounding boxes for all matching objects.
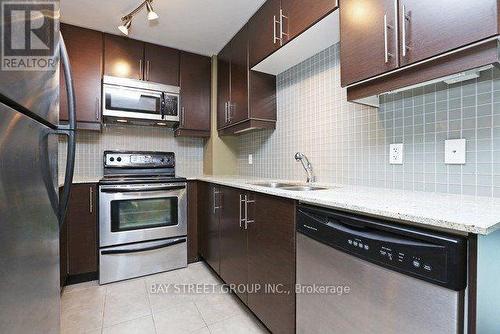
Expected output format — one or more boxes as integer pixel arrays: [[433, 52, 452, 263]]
[[109, 157, 115, 162], [117, 157, 122, 162]]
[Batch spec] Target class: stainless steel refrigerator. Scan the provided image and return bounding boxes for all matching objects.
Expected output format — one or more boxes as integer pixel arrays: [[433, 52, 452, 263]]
[[0, 1, 76, 333]]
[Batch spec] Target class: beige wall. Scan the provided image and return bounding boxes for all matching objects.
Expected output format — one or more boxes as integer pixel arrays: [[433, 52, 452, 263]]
[[203, 56, 239, 175]]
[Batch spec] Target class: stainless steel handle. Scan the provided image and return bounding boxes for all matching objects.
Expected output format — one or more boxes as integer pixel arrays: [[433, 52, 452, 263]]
[[383, 14, 394, 64], [181, 106, 185, 127], [139, 59, 143, 79], [239, 194, 245, 228], [401, 4, 410, 58], [227, 101, 232, 123], [213, 188, 221, 213], [279, 9, 288, 44], [146, 60, 151, 80], [58, 33, 76, 226], [95, 97, 100, 120], [273, 15, 281, 44], [244, 196, 255, 229], [224, 102, 228, 123], [89, 187, 93, 213]]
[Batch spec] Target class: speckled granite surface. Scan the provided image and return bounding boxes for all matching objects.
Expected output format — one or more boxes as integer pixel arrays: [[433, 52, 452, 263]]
[[195, 176, 500, 235]]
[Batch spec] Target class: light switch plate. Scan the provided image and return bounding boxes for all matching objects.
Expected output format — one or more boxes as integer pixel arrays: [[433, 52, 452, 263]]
[[248, 154, 253, 165], [445, 139, 466, 164], [389, 144, 404, 165]]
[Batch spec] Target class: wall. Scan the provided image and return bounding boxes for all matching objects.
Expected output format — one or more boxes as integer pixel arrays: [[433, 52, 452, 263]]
[[238, 43, 500, 197], [59, 125, 204, 181]]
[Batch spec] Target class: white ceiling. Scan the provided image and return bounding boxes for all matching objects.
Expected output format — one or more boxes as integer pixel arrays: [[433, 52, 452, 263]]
[[61, 0, 266, 56]]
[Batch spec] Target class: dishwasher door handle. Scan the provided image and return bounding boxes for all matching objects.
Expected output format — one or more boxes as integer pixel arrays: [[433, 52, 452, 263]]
[[325, 219, 441, 249]]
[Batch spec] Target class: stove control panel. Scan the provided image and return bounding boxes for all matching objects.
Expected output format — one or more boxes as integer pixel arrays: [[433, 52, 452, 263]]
[[104, 151, 175, 168]]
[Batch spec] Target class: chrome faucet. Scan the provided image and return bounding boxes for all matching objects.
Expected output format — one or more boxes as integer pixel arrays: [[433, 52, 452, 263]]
[[295, 152, 316, 183]]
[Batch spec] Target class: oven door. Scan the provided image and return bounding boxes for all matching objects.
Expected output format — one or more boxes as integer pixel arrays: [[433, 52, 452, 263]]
[[99, 183, 187, 247], [102, 84, 179, 123]]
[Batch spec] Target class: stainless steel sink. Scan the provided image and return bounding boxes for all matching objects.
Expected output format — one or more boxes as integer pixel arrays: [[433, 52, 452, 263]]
[[249, 181, 299, 188], [249, 182, 328, 191], [281, 185, 328, 191]]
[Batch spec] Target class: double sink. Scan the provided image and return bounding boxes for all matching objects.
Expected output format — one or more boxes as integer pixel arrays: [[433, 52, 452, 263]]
[[249, 181, 328, 191]]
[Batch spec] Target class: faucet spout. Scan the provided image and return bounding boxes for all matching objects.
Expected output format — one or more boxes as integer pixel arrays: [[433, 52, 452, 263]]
[[294, 152, 316, 183]]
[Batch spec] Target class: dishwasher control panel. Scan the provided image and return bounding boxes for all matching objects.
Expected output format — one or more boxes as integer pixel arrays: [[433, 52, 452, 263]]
[[297, 205, 467, 291]]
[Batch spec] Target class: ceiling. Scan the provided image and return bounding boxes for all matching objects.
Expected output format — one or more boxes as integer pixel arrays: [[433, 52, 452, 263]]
[[61, 0, 266, 56]]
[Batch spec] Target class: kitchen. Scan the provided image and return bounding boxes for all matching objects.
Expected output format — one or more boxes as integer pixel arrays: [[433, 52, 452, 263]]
[[1, 0, 500, 333]]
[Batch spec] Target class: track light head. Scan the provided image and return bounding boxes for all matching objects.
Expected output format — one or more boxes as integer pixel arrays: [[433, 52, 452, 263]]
[[146, 1, 159, 21], [118, 16, 132, 36]]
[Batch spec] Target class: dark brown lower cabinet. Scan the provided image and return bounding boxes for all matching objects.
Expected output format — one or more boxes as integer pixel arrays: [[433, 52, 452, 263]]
[[247, 193, 296, 334], [62, 183, 98, 280], [198, 182, 296, 334], [187, 181, 199, 263], [198, 182, 222, 274], [60, 216, 68, 289], [219, 187, 249, 304]]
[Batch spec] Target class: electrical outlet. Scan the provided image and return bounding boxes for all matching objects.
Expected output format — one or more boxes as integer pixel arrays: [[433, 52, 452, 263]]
[[389, 144, 404, 165], [248, 154, 253, 165], [445, 139, 466, 164]]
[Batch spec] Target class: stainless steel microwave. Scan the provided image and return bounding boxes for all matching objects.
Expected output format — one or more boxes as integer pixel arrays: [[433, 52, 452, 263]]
[[102, 76, 180, 126]]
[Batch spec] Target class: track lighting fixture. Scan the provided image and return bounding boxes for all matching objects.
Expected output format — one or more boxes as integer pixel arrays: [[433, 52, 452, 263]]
[[118, 0, 159, 36]]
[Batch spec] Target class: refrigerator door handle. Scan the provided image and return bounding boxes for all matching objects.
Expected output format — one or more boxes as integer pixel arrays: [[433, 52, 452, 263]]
[[56, 33, 76, 225]]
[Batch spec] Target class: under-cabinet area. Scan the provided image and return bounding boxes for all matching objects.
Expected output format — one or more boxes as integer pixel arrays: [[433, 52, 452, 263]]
[[4, 1, 500, 334]]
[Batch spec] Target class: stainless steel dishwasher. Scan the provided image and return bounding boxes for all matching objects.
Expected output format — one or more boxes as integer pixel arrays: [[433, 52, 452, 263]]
[[296, 204, 467, 334]]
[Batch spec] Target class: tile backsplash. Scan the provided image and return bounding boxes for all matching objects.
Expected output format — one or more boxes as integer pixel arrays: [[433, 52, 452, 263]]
[[238, 43, 500, 197], [59, 125, 204, 181]]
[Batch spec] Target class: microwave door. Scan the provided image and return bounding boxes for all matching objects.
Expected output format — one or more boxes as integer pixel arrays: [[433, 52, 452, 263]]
[[103, 86, 163, 121]]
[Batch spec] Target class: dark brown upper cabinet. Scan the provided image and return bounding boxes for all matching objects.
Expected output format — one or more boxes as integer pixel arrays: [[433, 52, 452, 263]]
[[281, 0, 338, 43], [175, 52, 211, 137], [104, 34, 144, 80], [342, 0, 500, 100], [398, 0, 499, 67], [340, 0, 399, 87], [104, 34, 181, 86], [60, 24, 103, 130], [217, 43, 231, 130], [217, 25, 277, 135], [249, 0, 282, 68], [144, 43, 180, 85]]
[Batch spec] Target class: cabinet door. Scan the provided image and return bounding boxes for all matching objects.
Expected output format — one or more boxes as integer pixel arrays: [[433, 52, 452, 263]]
[[247, 194, 296, 334], [399, 0, 499, 66], [66, 184, 98, 275], [144, 43, 180, 85], [104, 34, 144, 80], [229, 25, 249, 124], [217, 43, 231, 129], [60, 24, 102, 124], [340, 0, 399, 86], [281, 0, 337, 42], [219, 187, 248, 304], [249, 0, 281, 68], [198, 182, 221, 274], [178, 52, 211, 134]]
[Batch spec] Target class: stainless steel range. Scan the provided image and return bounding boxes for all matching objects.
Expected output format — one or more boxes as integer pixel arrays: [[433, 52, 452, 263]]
[[98, 151, 187, 284]]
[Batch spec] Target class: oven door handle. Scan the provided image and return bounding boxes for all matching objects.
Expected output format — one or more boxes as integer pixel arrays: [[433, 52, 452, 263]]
[[100, 185, 186, 193], [101, 238, 186, 255]]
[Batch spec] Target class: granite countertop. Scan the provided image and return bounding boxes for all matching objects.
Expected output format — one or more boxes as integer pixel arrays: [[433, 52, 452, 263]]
[[195, 175, 500, 235]]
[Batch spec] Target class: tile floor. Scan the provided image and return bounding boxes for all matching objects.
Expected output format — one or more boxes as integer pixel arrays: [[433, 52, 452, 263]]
[[61, 262, 269, 334]]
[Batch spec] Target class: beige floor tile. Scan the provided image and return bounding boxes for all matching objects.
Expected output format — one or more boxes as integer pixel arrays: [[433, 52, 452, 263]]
[[190, 326, 210, 334], [102, 315, 155, 334], [62, 285, 106, 311], [154, 302, 206, 333], [105, 277, 147, 297], [208, 313, 269, 334], [61, 305, 103, 333], [62, 280, 100, 294], [183, 262, 221, 285], [103, 291, 151, 327], [194, 292, 247, 325]]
